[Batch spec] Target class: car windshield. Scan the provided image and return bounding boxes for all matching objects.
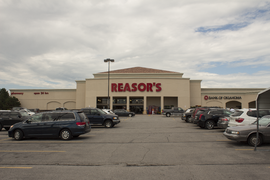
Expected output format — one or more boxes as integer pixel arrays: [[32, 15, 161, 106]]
[[97, 109, 106, 115], [231, 111, 243, 117], [252, 116, 270, 126]]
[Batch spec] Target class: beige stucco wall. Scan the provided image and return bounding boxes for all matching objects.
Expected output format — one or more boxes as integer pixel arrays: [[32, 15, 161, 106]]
[[76, 80, 86, 109], [190, 80, 202, 107], [9, 71, 266, 113], [85, 72, 191, 112], [10, 89, 76, 110], [201, 88, 265, 108]]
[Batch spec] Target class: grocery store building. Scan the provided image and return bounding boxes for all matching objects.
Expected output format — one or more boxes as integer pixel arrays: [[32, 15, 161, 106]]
[[10, 67, 265, 114]]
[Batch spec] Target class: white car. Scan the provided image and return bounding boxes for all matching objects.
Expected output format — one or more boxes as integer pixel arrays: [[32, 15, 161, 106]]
[[19, 109, 35, 116], [228, 108, 270, 127], [102, 109, 115, 114]]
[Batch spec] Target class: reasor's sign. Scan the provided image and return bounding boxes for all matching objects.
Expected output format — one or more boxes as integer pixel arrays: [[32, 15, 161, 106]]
[[204, 95, 242, 100], [111, 83, 162, 92]]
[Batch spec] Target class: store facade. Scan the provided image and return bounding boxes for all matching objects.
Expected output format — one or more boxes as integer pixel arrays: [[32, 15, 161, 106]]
[[10, 67, 265, 114]]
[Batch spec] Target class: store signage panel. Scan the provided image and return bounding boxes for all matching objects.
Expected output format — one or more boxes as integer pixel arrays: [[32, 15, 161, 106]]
[[34, 92, 49, 95], [204, 95, 242, 100], [111, 83, 162, 92]]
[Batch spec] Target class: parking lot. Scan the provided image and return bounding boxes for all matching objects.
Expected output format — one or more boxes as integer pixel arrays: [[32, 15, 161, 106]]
[[1, 115, 270, 180]]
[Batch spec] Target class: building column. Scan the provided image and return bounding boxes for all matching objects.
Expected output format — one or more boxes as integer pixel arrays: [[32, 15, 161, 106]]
[[161, 96, 164, 113], [110, 96, 113, 110], [143, 96, 147, 114], [127, 96, 130, 111]]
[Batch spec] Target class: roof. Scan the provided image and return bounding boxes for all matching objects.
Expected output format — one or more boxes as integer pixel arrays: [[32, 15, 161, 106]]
[[99, 67, 178, 74]]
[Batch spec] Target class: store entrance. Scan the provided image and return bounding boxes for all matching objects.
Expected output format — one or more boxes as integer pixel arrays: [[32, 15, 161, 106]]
[[113, 105, 127, 110], [130, 105, 143, 114]]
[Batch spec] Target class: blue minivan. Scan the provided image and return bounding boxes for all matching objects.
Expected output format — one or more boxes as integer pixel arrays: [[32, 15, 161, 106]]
[[8, 110, 91, 140]]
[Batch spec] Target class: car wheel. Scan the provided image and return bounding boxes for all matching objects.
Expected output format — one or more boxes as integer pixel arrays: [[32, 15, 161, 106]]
[[248, 134, 262, 147], [129, 113, 132, 117], [0, 123, 2, 131], [104, 120, 113, 128], [166, 113, 171, 117], [205, 120, 214, 129], [4, 127, 10, 131], [14, 129, 23, 140], [60, 129, 72, 140]]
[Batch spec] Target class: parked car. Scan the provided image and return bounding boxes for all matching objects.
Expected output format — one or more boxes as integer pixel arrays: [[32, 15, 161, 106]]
[[102, 109, 115, 114], [217, 117, 230, 129], [0, 111, 30, 131], [8, 110, 91, 140], [19, 109, 35, 116], [113, 109, 135, 117], [223, 115, 270, 146], [228, 109, 270, 127], [56, 107, 67, 111], [190, 107, 220, 123], [162, 107, 184, 117], [12, 107, 35, 116], [29, 109, 40, 113], [193, 109, 208, 125], [12, 107, 25, 111], [81, 107, 120, 128], [181, 108, 195, 122], [197, 108, 233, 129]]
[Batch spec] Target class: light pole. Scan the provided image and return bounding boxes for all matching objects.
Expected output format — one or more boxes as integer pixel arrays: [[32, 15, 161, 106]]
[[104, 58, 114, 109]]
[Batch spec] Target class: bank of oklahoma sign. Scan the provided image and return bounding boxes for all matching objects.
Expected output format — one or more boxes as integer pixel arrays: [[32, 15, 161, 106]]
[[204, 95, 242, 100], [111, 83, 162, 92]]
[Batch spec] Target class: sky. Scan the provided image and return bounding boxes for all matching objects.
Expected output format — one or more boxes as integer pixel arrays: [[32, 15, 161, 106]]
[[1, 0, 270, 91]]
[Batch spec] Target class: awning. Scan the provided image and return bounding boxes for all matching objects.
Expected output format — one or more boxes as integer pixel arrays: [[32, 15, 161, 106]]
[[255, 87, 270, 151]]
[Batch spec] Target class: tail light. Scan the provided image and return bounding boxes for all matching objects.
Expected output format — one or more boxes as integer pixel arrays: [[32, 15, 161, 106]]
[[199, 114, 203, 120], [76, 122, 86, 127], [221, 118, 228, 121], [235, 118, 244, 123]]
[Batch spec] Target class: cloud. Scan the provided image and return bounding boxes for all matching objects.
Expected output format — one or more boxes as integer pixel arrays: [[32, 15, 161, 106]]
[[0, 0, 270, 90]]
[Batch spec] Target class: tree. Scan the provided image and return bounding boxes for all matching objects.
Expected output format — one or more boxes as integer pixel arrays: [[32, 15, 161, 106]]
[[0, 88, 21, 110]]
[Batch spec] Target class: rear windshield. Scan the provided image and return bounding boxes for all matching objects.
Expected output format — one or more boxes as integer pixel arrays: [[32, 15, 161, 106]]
[[196, 110, 205, 115], [78, 112, 88, 122], [231, 111, 243, 117]]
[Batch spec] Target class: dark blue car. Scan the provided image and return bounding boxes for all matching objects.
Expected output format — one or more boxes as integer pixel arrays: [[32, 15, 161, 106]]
[[81, 108, 120, 128], [8, 110, 91, 140]]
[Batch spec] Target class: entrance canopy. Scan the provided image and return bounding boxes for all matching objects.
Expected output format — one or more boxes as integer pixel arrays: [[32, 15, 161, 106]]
[[255, 87, 270, 151], [256, 87, 270, 109]]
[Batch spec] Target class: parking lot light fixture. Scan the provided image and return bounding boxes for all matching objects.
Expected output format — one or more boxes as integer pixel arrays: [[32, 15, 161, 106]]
[[104, 58, 114, 109]]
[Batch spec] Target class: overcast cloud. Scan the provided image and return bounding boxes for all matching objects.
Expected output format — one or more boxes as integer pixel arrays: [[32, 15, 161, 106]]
[[1, 0, 270, 90]]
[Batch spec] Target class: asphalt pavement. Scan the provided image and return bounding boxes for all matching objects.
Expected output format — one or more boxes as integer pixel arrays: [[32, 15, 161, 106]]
[[0, 115, 270, 180]]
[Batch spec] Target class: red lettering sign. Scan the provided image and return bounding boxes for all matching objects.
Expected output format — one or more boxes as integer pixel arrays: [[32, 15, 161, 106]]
[[111, 83, 162, 92], [124, 83, 131, 92], [118, 83, 123, 92], [132, 83, 137, 91], [11, 92, 24, 95]]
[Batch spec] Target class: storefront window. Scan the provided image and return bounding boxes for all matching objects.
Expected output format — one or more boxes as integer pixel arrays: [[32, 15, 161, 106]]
[[113, 97, 126, 104], [97, 97, 109, 104], [130, 97, 144, 104]]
